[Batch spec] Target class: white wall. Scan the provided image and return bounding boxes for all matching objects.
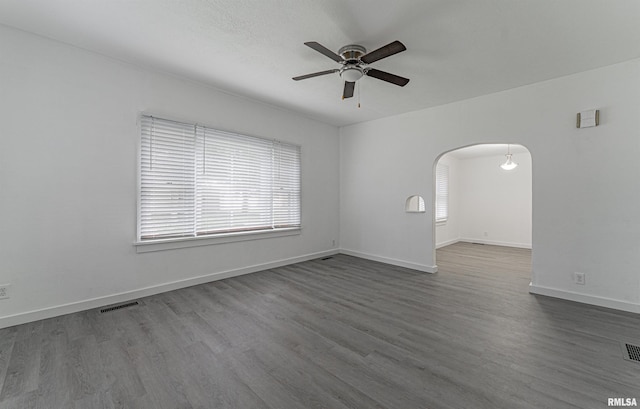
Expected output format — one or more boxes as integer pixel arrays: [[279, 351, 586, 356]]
[[340, 58, 640, 312], [438, 151, 532, 249], [0, 25, 340, 328]]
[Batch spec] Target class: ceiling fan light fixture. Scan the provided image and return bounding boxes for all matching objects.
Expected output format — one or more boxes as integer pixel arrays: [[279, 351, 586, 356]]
[[340, 66, 364, 82]]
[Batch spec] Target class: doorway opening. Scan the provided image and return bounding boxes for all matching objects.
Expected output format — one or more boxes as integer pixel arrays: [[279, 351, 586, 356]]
[[432, 143, 532, 280]]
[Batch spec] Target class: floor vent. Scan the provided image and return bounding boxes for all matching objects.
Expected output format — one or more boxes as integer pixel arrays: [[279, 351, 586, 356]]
[[321, 256, 334, 260], [623, 343, 640, 362], [100, 301, 139, 314]]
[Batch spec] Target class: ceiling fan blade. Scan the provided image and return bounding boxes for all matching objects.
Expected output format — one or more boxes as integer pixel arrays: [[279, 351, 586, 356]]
[[292, 69, 339, 81], [361, 40, 406, 64], [342, 81, 355, 99], [366, 68, 410, 87], [304, 42, 343, 62]]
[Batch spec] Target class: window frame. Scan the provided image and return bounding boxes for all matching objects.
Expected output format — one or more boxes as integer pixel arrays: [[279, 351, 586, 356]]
[[135, 114, 301, 252]]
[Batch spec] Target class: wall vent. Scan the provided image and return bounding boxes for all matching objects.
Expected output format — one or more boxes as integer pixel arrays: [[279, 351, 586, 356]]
[[624, 343, 640, 362], [100, 301, 139, 314], [621, 342, 640, 363], [321, 256, 334, 260]]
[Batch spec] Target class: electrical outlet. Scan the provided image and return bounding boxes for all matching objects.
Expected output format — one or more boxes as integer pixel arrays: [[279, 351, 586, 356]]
[[573, 272, 585, 285], [332, 239, 336, 247], [483, 231, 488, 237], [0, 284, 11, 299]]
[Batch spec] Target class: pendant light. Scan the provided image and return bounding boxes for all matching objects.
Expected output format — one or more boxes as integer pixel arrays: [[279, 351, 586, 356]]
[[500, 144, 518, 171]]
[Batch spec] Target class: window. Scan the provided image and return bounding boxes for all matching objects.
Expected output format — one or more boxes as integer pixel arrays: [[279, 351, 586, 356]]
[[139, 115, 300, 242], [435, 163, 448, 223]]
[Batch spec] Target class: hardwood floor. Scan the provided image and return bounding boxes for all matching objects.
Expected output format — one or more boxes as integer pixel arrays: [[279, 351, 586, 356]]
[[1, 242, 639, 408]]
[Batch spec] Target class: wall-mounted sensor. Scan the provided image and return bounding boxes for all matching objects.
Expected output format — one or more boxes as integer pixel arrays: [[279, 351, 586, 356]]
[[577, 109, 599, 128]]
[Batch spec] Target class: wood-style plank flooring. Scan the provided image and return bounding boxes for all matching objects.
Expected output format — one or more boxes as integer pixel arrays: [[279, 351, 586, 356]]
[[1, 242, 640, 408]]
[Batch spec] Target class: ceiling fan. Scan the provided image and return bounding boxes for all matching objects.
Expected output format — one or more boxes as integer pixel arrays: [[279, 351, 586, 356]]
[[293, 40, 409, 99]]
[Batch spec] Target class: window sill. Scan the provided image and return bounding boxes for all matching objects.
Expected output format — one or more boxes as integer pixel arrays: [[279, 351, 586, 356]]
[[135, 227, 301, 253]]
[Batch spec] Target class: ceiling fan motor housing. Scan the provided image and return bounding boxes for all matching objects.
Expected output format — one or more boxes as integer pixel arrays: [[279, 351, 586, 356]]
[[338, 44, 367, 63], [338, 45, 367, 82]]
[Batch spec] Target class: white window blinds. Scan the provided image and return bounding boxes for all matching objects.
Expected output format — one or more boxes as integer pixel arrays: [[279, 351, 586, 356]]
[[139, 116, 301, 241], [435, 163, 449, 222], [140, 117, 196, 239]]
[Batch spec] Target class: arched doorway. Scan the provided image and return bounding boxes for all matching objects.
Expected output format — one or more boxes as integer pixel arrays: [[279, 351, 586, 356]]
[[432, 143, 532, 282]]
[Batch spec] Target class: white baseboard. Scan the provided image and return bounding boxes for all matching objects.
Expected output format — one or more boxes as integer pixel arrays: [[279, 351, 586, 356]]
[[0, 249, 339, 330], [435, 238, 459, 249], [529, 284, 640, 314], [459, 238, 532, 249], [339, 248, 437, 273]]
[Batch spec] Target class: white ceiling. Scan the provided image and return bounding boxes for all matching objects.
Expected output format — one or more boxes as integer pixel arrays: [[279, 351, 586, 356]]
[[1, 0, 639, 127]]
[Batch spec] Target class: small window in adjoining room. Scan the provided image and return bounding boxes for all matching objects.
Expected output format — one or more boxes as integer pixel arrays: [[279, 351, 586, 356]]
[[405, 195, 426, 213], [435, 163, 449, 223], [138, 115, 301, 243]]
